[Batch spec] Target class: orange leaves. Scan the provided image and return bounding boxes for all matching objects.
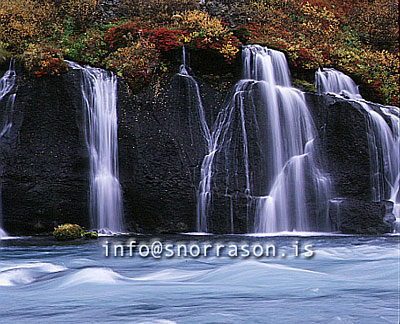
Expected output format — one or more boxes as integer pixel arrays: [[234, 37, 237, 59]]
[[242, 0, 399, 105], [23, 45, 69, 78], [0, 0, 99, 53], [104, 40, 159, 93], [59, 0, 100, 30], [0, 0, 56, 51]]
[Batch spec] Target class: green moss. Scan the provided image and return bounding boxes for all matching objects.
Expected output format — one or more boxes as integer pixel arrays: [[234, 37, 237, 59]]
[[85, 231, 99, 239], [53, 223, 98, 241], [292, 79, 317, 93], [0, 47, 12, 67], [53, 223, 85, 240]]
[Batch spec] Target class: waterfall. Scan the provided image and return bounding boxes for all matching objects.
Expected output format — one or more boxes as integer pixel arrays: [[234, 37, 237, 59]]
[[178, 47, 254, 232], [315, 68, 362, 100], [193, 45, 331, 233], [67, 61, 124, 234], [316, 68, 400, 231], [0, 60, 16, 238], [176, 47, 215, 232], [246, 46, 332, 232], [178, 46, 252, 232]]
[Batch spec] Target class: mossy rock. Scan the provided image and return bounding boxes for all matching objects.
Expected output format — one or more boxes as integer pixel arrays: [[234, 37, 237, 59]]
[[292, 79, 317, 93], [53, 223, 98, 241], [84, 231, 99, 239], [0, 48, 12, 69]]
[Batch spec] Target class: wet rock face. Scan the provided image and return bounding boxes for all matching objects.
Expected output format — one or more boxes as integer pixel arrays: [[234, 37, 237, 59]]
[[306, 93, 396, 234], [0, 68, 393, 235], [329, 198, 394, 234], [306, 93, 373, 201], [117, 74, 226, 233], [1, 70, 90, 234], [1, 69, 226, 234]]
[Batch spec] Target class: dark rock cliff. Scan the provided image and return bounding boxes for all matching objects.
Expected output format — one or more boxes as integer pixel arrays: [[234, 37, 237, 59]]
[[117, 73, 226, 233], [1, 70, 89, 234], [306, 93, 393, 234], [0, 68, 394, 235]]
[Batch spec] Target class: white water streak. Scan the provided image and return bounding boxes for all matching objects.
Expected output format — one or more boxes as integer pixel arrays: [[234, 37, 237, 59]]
[[193, 45, 332, 232], [249, 46, 332, 232], [315, 68, 400, 231], [68, 61, 124, 234], [0, 60, 16, 238]]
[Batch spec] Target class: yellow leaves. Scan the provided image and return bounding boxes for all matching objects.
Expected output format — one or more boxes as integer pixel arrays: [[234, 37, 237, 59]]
[[300, 0, 340, 42], [171, 14, 183, 21], [0, 0, 101, 52], [219, 40, 239, 61], [0, 0, 57, 50], [179, 10, 230, 40], [302, 1, 337, 22]]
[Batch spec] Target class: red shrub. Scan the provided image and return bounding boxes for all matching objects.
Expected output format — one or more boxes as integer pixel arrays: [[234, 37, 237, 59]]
[[148, 28, 186, 53], [104, 22, 143, 49]]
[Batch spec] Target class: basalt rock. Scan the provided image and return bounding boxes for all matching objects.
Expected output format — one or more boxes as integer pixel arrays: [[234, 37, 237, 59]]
[[1, 70, 89, 234], [306, 93, 373, 201], [117, 73, 226, 233], [328, 198, 394, 234], [0, 68, 394, 234]]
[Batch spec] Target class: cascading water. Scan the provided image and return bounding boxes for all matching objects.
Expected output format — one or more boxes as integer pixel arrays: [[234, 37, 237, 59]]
[[194, 45, 332, 233], [315, 68, 362, 100], [316, 68, 400, 231], [246, 46, 332, 232], [0, 61, 15, 139], [0, 60, 16, 238], [179, 48, 254, 233], [67, 61, 124, 234], [176, 48, 214, 232]]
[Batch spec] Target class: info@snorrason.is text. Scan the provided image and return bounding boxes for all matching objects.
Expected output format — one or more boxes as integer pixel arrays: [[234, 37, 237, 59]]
[[102, 239, 315, 259]]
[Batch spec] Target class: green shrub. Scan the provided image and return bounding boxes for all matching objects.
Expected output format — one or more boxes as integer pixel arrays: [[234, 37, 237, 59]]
[[64, 28, 109, 66], [53, 224, 85, 240], [53, 223, 98, 240], [0, 46, 12, 67], [105, 39, 160, 93]]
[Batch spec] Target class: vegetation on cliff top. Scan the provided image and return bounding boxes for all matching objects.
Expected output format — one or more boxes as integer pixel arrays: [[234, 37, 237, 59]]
[[0, 0, 398, 105]]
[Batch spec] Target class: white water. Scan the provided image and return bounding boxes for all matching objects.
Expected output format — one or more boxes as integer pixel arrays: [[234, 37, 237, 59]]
[[315, 68, 400, 231], [67, 61, 124, 234], [0, 60, 16, 238], [0, 236, 398, 323], [178, 47, 251, 233], [193, 45, 331, 233], [183, 56, 254, 232], [315, 67, 362, 100], [0, 61, 16, 102], [247, 46, 332, 232], [177, 48, 213, 232]]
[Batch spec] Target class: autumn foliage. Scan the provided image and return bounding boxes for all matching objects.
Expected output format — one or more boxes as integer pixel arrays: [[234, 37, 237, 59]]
[[0, 0, 57, 51], [23, 45, 68, 78], [0, 0, 398, 103], [241, 0, 399, 105]]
